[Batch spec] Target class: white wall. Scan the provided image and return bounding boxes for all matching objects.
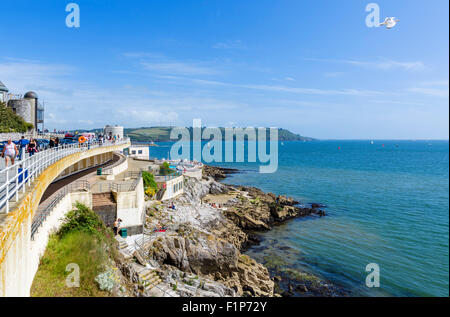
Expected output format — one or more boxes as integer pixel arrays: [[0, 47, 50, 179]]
[[161, 176, 184, 201], [129, 146, 149, 160], [23, 191, 91, 297], [115, 177, 145, 228]]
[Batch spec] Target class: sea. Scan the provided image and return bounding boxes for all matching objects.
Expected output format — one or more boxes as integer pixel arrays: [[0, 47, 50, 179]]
[[147, 140, 449, 297]]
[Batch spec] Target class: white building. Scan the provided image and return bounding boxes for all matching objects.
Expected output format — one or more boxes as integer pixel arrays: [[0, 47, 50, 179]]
[[104, 125, 124, 139], [128, 144, 149, 160]]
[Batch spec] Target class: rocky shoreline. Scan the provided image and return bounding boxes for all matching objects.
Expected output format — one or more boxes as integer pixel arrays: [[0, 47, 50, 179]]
[[116, 165, 343, 297]]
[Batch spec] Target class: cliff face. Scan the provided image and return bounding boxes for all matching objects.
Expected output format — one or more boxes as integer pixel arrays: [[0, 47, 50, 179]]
[[116, 166, 338, 297], [143, 176, 275, 297], [130, 171, 330, 297]]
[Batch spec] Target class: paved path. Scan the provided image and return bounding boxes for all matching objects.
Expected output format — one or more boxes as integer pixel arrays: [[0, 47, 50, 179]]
[[34, 154, 121, 223], [39, 153, 120, 203]]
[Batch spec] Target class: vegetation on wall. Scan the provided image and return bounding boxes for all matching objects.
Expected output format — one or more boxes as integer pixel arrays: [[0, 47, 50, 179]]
[[0, 102, 34, 133], [142, 171, 158, 197]]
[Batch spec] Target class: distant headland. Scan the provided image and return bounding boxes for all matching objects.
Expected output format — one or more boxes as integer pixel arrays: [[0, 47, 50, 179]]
[[82, 126, 315, 143]]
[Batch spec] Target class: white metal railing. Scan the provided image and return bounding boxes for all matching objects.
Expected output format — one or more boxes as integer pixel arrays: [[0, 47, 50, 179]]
[[0, 138, 130, 214], [31, 180, 90, 240]]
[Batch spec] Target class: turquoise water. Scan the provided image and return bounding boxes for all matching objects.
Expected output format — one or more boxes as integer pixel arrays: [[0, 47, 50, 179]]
[[149, 140, 449, 297]]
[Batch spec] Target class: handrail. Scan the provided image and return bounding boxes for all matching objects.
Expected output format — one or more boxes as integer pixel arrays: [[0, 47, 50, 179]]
[[0, 138, 130, 214], [31, 180, 90, 240], [153, 171, 183, 183]]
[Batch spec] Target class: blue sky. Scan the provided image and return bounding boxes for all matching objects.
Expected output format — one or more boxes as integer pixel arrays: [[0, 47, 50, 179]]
[[0, 0, 448, 139]]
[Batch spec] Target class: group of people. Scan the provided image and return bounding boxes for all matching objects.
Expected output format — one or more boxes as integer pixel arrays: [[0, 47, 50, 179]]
[[1, 136, 38, 167], [49, 136, 60, 148]]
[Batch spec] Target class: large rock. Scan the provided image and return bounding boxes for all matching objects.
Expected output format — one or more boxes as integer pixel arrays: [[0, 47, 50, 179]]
[[150, 232, 239, 277], [149, 227, 274, 297]]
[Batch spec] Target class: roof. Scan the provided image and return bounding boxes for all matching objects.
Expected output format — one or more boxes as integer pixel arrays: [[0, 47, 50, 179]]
[[0, 81, 8, 93], [24, 91, 38, 99]]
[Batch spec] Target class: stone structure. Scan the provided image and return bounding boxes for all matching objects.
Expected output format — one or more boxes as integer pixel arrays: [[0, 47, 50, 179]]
[[104, 125, 124, 139], [0, 81, 8, 103], [6, 91, 44, 131]]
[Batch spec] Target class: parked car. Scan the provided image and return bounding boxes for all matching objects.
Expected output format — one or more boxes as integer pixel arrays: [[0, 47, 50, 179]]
[[35, 139, 50, 151], [60, 138, 78, 145]]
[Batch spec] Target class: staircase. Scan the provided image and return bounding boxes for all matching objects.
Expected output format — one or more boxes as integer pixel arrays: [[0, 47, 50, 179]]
[[92, 192, 116, 207], [115, 235, 133, 259], [92, 193, 117, 228], [139, 270, 162, 292]]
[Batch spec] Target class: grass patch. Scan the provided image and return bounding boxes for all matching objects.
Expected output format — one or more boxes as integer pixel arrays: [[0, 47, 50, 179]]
[[31, 203, 118, 297]]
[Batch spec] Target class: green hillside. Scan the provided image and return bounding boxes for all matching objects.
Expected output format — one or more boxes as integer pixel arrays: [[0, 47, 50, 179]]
[[123, 126, 315, 142]]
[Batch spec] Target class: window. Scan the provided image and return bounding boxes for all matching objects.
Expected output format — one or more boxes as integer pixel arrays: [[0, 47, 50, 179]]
[[132, 150, 136, 154], [138, 150, 143, 154]]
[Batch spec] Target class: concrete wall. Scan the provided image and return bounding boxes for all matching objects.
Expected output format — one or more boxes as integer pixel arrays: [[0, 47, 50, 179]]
[[54, 152, 113, 181], [29, 191, 92, 292], [0, 132, 65, 142], [115, 177, 145, 229], [183, 169, 202, 180], [0, 141, 129, 297], [103, 153, 128, 181]]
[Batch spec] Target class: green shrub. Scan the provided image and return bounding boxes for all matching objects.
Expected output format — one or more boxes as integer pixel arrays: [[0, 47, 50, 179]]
[[159, 161, 175, 175], [0, 102, 34, 133], [142, 171, 158, 197], [58, 203, 108, 239]]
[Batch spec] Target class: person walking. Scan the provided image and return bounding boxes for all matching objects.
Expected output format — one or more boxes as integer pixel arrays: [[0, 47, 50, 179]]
[[2, 138, 19, 167], [17, 136, 29, 160], [28, 138, 37, 156]]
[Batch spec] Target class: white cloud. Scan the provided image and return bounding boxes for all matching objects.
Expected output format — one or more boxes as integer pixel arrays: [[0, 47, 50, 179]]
[[213, 40, 246, 50], [407, 80, 449, 98], [305, 57, 425, 71], [324, 72, 344, 78], [240, 84, 381, 97], [141, 61, 218, 76], [407, 87, 449, 98]]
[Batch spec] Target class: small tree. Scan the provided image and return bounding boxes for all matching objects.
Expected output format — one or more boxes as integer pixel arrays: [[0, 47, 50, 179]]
[[142, 171, 158, 198], [160, 161, 175, 175], [0, 102, 34, 132]]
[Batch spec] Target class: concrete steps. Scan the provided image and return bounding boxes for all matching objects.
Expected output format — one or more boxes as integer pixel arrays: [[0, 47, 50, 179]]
[[115, 235, 129, 250], [139, 270, 162, 291], [92, 192, 116, 207]]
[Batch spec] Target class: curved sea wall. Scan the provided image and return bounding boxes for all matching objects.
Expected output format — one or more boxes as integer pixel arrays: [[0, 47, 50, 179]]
[[0, 142, 129, 297]]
